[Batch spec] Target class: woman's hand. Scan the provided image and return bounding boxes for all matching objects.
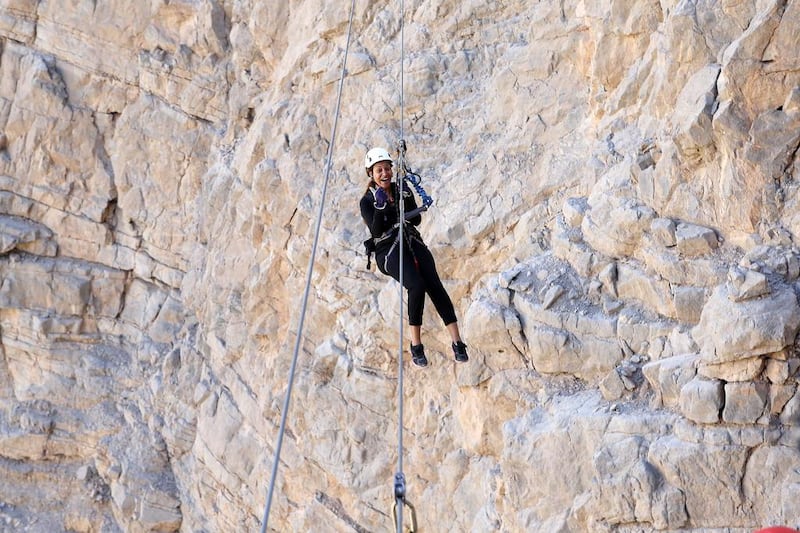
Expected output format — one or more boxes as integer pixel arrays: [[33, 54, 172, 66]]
[[374, 188, 388, 209]]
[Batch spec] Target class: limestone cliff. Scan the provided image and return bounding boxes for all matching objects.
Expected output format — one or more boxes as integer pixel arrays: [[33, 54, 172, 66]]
[[0, 0, 799, 532]]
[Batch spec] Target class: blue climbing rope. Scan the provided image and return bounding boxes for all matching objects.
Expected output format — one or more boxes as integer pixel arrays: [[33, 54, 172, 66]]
[[403, 170, 433, 208]]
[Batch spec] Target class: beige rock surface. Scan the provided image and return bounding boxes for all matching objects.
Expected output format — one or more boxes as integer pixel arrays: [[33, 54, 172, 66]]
[[1, 1, 800, 532]]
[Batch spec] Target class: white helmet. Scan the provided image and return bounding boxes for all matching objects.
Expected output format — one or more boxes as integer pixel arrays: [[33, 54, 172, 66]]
[[364, 147, 393, 175]]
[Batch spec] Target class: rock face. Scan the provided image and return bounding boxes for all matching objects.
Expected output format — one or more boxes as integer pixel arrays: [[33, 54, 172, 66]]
[[1, 1, 800, 532]]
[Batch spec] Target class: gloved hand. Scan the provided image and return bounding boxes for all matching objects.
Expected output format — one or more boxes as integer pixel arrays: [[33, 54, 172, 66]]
[[374, 188, 388, 209]]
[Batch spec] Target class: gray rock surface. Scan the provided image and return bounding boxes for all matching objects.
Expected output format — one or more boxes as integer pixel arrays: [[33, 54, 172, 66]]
[[1, 0, 800, 532]]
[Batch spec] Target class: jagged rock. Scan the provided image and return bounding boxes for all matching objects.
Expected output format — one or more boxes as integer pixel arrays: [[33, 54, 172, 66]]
[[111, 482, 135, 517], [765, 358, 795, 385], [539, 283, 564, 309], [673, 64, 720, 165], [614, 310, 664, 355], [670, 285, 706, 324], [648, 434, 750, 526], [2, 0, 800, 531], [582, 195, 656, 259], [727, 266, 770, 301], [768, 384, 796, 419], [635, 140, 660, 172], [740, 244, 800, 282], [138, 490, 182, 532], [693, 283, 800, 364], [742, 444, 800, 527], [597, 262, 617, 297], [780, 389, 800, 426], [649, 217, 677, 247], [615, 262, 674, 318], [680, 377, 723, 424], [601, 294, 623, 314], [510, 268, 624, 382], [675, 222, 719, 257], [161, 414, 196, 459], [642, 354, 698, 408], [464, 295, 525, 364], [698, 356, 764, 382], [722, 382, 769, 424], [562, 197, 588, 228], [599, 368, 626, 401]]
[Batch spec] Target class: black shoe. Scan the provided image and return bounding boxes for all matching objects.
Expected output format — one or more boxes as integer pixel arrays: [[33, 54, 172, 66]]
[[452, 341, 469, 362], [410, 343, 428, 367]]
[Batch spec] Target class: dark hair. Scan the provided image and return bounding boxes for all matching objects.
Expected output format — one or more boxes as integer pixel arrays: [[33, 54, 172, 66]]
[[364, 179, 377, 195]]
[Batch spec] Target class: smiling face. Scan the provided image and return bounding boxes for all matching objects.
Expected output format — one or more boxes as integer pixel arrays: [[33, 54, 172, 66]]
[[371, 160, 393, 191]]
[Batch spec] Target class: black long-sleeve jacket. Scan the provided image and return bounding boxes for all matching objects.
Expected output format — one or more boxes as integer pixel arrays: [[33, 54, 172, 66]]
[[360, 182, 422, 255]]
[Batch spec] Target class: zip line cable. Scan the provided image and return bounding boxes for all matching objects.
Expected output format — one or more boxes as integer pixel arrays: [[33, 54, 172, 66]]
[[393, 0, 409, 531], [259, 1, 357, 530]]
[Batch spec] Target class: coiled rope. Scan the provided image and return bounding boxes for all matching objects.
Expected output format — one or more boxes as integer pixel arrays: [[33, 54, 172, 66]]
[[404, 170, 433, 208], [259, 0, 357, 530]]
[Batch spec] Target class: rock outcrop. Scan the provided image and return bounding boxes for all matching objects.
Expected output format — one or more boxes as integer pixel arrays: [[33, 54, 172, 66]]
[[1, 0, 800, 532]]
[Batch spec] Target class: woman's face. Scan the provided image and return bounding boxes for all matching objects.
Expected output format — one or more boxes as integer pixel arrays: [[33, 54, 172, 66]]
[[371, 160, 393, 191]]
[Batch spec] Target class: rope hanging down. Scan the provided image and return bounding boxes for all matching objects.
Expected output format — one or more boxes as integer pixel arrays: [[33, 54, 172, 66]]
[[259, 1, 357, 531], [392, 0, 416, 531]]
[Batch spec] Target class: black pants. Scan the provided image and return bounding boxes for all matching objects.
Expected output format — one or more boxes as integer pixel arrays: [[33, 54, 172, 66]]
[[378, 237, 457, 327]]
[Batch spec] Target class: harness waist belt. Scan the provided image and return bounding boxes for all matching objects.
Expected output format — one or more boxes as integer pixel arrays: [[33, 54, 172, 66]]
[[375, 223, 421, 246]]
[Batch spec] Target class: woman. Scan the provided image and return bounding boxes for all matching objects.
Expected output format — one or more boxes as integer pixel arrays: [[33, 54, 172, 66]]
[[359, 147, 468, 367]]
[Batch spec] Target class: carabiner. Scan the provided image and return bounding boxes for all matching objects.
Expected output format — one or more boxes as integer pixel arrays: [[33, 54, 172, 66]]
[[391, 498, 418, 533]]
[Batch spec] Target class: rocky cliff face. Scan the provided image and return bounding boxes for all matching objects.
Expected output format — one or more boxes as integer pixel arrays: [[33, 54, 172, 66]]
[[1, 0, 799, 531]]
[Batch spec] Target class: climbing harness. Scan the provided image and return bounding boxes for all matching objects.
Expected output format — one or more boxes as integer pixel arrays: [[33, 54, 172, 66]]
[[362, 175, 430, 271], [394, 142, 425, 273], [258, 0, 357, 531], [363, 236, 376, 269]]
